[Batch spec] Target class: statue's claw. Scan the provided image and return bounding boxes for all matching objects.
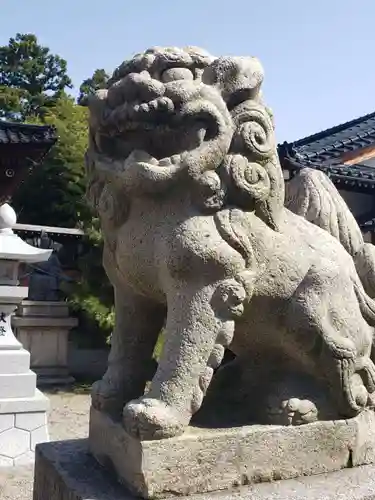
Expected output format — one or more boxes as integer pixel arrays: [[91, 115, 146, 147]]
[[267, 397, 318, 426], [122, 397, 185, 440]]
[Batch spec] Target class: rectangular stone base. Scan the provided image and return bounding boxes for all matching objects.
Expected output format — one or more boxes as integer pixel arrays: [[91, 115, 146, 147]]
[[89, 406, 375, 498], [33, 439, 375, 500]]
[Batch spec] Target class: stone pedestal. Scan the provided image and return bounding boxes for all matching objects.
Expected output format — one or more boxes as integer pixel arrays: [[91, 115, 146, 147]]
[[13, 300, 77, 386], [87, 406, 375, 498], [0, 204, 52, 467], [33, 439, 375, 500]]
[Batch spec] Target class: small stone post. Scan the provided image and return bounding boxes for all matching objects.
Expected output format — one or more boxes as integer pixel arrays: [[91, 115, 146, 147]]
[[0, 204, 52, 466]]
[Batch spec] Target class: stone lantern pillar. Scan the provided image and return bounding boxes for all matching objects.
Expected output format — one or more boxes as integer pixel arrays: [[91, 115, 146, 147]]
[[0, 204, 52, 467]]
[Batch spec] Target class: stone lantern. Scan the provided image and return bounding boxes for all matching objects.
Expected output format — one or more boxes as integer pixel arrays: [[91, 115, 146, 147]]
[[0, 203, 52, 466]]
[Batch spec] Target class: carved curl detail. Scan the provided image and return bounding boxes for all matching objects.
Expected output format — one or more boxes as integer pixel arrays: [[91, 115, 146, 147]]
[[222, 154, 271, 208], [231, 102, 275, 160]]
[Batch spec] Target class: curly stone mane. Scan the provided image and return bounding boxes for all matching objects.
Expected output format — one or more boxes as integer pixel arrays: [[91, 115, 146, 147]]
[[86, 46, 284, 236]]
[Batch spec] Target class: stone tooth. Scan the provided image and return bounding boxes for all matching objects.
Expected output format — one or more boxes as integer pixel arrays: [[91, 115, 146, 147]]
[[158, 157, 172, 166], [157, 97, 174, 113], [171, 154, 181, 164], [148, 99, 159, 111], [139, 103, 149, 113], [149, 156, 158, 165]]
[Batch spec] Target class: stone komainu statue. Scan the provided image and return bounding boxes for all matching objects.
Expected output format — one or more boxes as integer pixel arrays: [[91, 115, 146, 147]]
[[85, 46, 375, 440]]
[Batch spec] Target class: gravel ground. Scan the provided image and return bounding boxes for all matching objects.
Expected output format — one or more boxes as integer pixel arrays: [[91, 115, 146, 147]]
[[0, 387, 91, 500]]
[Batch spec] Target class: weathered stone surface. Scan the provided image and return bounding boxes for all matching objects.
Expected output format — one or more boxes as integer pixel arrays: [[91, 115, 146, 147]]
[[85, 45, 375, 445], [77, 45, 375, 499], [33, 439, 375, 500], [285, 168, 375, 299], [89, 407, 375, 498]]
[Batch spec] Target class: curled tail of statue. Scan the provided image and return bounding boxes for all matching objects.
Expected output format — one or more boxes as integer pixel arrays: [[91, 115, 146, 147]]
[[285, 168, 375, 298]]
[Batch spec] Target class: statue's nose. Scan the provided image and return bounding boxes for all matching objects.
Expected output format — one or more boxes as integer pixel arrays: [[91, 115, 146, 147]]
[[106, 71, 165, 108], [164, 80, 198, 104], [126, 71, 165, 102]]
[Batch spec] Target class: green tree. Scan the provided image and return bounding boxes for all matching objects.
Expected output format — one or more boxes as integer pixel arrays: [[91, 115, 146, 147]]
[[12, 94, 89, 228], [0, 35, 114, 348], [0, 33, 72, 120], [64, 69, 115, 347], [68, 218, 115, 348], [78, 68, 109, 105]]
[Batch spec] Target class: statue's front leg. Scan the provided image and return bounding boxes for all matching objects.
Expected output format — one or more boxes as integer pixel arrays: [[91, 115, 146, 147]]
[[92, 286, 165, 416], [122, 278, 245, 439]]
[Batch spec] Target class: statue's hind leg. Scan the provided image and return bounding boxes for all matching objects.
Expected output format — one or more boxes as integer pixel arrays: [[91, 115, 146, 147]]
[[275, 272, 375, 424], [91, 285, 165, 416], [122, 278, 245, 439]]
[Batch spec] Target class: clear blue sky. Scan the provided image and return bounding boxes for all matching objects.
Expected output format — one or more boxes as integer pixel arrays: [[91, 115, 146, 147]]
[[2, 0, 374, 142]]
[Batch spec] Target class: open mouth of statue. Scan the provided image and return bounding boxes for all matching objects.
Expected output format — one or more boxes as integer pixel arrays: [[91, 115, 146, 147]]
[[106, 96, 178, 133], [125, 99, 177, 131], [102, 96, 221, 162]]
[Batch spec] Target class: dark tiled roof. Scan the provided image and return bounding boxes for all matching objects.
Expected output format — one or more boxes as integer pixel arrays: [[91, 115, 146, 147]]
[[0, 121, 57, 146], [286, 111, 375, 164], [278, 111, 375, 192], [0, 121, 58, 205]]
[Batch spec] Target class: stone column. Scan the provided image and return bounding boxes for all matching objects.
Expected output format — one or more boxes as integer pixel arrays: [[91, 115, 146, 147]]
[[0, 204, 52, 467]]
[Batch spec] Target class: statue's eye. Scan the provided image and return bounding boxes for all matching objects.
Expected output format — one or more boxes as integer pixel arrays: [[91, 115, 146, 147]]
[[161, 67, 194, 82], [227, 88, 255, 111]]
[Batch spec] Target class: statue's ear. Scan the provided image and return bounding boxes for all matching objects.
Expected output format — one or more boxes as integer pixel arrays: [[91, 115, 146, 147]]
[[202, 56, 264, 105]]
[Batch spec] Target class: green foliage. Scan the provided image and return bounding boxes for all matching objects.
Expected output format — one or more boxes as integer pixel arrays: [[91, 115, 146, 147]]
[[0, 33, 72, 120], [67, 68, 114, 346], [1, 33, 114, 347], [0, 85, 26, 119], [12, 94, 89, 228], [68, 217, 115, 347], [153, 333, 164, 360], [78, 68, 109, 105], [65, 69, 114, 345]]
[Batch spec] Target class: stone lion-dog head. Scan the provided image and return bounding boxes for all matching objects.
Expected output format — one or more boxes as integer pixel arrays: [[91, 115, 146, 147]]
[[85, 46, 284, 231]]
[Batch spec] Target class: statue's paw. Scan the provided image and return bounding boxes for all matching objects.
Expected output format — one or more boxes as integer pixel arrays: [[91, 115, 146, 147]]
[[91, 379, 125, 415], [267, 397, 318, 426], [123, 397, 185, 440]]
